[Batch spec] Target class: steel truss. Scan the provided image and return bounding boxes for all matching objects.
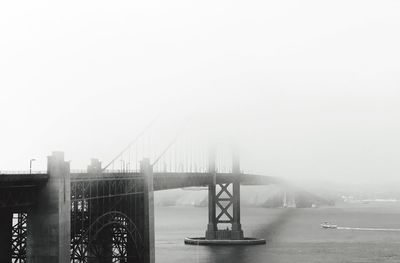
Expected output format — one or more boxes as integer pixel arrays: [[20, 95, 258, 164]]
[[11, 213, 27, 263], [71, 176, 146, 263], [215, 183, 234, 225]]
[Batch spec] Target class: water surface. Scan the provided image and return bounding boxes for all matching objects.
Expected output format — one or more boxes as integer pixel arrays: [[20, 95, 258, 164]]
[[155, 203, 400, 263]]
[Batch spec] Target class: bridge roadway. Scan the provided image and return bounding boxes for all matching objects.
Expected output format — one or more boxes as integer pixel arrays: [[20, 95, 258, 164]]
[[0, 172, 283, 209]]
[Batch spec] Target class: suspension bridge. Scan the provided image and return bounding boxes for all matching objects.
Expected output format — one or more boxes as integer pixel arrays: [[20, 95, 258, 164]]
[[0, 121, 326, 263]]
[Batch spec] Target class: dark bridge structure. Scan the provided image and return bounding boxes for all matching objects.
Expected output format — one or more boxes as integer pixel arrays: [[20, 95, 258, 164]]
[[0, 146, 323, 263]]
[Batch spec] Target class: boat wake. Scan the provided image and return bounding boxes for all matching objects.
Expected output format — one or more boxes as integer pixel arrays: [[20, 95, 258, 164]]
[[337, 227, 400, 232]]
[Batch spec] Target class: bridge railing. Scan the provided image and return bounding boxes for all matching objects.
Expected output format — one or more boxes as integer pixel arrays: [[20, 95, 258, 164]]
[[0, 170, 47, 174], [96, 169, 141, 174]]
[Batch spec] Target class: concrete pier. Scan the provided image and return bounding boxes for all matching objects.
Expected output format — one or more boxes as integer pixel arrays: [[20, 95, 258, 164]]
[[184, 237, 266, 245], [27, 152, 71, 263], [142, 158, 155, 263]]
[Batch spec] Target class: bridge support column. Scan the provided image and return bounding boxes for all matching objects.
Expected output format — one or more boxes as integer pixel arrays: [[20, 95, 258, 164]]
[[205, 148, 217, 239], [231, 151, 243, 240], [141, 158, 155, 263], [204, 147, 243, 240], [0, 209, 12, 263], [203, 147, 244, 240], [27, 151, 71, 263], [186, 147, 265, 245]]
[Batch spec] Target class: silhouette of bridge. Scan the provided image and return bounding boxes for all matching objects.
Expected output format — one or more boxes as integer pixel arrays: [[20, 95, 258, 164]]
[[0, 124, 325, 263]]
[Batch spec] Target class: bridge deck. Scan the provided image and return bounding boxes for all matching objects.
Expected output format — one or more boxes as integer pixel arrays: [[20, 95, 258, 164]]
[[0, 171, 281, 209], [0, 172, 279, 188], [70, 172, 280, 190], [0, 173, 48, 185]]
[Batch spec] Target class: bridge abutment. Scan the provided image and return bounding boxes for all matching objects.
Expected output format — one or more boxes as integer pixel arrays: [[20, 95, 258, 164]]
[[27, 151, 71, 263]]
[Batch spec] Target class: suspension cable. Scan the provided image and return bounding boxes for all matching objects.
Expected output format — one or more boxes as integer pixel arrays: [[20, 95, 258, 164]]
[[102, 115, 159, 171]]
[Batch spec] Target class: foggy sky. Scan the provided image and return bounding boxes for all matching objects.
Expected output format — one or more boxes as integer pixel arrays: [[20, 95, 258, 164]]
[[1, 0, 399, 186]]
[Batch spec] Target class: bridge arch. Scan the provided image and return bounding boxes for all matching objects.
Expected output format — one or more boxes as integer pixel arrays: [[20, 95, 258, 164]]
[[71, 211, 144, 263]]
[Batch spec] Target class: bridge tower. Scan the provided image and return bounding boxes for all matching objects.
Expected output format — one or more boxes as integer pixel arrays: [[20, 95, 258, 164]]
[[205, 148, 243, 240], [27, 151, 71, 263]]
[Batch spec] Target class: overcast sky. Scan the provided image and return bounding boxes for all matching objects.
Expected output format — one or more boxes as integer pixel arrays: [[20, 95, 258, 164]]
[[0, 0, 399, 185]]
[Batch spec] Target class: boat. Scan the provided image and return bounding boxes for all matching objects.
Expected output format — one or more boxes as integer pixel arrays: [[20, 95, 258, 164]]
[[321, 222, 338, 229]]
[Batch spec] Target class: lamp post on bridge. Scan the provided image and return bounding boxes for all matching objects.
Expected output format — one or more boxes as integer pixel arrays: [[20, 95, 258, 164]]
[[29, 158, 36, 174]]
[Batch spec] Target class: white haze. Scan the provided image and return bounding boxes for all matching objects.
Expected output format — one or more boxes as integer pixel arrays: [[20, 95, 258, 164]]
[[0, 0, 399, 188]]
